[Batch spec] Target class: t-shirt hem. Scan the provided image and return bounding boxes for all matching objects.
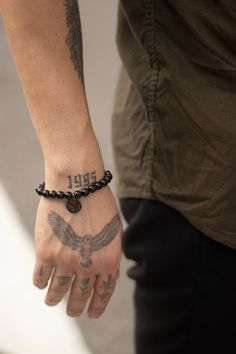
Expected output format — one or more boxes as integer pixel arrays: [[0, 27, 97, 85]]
[[116, 186, 236, 251]]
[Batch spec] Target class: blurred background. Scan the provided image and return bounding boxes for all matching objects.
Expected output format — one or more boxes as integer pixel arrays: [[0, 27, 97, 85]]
[[0, 1, 135, 353]]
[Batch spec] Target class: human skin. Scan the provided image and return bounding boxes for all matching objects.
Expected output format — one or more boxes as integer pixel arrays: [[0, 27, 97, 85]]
[[0, 0, 122, 318]]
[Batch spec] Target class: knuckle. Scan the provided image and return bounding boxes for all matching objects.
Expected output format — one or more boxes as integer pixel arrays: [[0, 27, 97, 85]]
[[60, 253, 71, 265], [51, 286, 67, 294], [82, 266, 95, 277], [39, 250, 55, 264], [70, 295, 82, 303], [60, 253, 78, 269], [105, 255, 118, 270]]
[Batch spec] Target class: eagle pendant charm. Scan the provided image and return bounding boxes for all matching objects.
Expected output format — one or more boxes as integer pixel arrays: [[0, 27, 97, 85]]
[[66, 198, 82, 213]]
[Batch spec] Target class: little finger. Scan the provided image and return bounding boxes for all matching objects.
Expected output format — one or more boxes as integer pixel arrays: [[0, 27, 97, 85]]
[[88, 273, 116, 319]]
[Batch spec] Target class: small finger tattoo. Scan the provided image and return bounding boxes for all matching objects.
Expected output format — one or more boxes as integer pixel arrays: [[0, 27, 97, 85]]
[[56, 276, 71, 286], [39, 265, 44, 277], [98, 274, 114, 304], [80, 277, 90, 297]]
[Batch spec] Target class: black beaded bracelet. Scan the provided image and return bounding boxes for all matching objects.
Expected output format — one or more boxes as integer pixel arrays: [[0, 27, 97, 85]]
[[35, 170, 112, 214]]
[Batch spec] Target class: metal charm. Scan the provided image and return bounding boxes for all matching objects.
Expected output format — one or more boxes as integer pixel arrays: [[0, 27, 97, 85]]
[[66, 198, 82, 213]]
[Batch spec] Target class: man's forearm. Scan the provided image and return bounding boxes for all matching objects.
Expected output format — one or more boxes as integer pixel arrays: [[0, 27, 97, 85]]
[[0, 0, 104, 180]]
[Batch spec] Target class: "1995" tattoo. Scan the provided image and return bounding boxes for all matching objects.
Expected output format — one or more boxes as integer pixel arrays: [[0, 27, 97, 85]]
[[67, 171, 96, 189]]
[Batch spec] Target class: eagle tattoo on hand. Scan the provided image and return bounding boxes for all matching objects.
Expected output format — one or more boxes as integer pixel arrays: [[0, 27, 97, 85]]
[[48, 211, 121, 268]]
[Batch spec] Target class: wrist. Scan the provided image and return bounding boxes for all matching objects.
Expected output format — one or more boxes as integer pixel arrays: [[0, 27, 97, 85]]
[[45, 167, 106, 191], [36, 170, 113, 214], [43, 133, 105, 189]]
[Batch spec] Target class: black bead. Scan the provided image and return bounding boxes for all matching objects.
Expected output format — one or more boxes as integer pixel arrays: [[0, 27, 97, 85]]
[[36, 188, 43, 196], [57, 191, 65, 199], [88, 184, 97, 193], [42, 190, 50, 197], [100, 178, 108, 186], [81, 188, 89, 196], [104, 175, 112, 182], [36, 170, 113, 201], [49, 190, 57, 198], [64, 192, 73, 199], [95, 181, 102, 189], [74, 191, 82, 199]]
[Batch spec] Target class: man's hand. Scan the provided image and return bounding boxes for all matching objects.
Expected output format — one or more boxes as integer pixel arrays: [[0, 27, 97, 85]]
[[0, 0, 122, 318], [33, 180, 122, 318]]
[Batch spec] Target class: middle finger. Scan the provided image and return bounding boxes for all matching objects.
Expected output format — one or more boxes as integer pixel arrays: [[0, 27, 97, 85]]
[[67, 274, 95, 317]]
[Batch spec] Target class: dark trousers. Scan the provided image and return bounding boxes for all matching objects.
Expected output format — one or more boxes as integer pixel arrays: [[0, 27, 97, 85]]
[[119, 197, 236, 354]]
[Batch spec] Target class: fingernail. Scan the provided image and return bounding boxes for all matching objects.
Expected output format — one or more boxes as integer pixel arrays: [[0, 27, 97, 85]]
[[34, 281, 47, 289], [88, 312, 100, 319], [67, 310, 74, 317], [45, 299, 58, 306], [38, 283, 47, 289], [67, 310, 81, 317]]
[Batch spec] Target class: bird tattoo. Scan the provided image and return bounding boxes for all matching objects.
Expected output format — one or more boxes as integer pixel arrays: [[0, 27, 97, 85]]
[[48, 211, 121, 267]]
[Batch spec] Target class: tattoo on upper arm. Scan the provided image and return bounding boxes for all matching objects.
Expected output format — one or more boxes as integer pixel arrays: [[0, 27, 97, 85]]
[[47, 211, 121, 268], [64, 0, 84, 84]]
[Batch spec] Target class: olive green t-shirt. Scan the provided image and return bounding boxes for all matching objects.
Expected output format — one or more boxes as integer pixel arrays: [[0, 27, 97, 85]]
[[112, 0, 236, 249]]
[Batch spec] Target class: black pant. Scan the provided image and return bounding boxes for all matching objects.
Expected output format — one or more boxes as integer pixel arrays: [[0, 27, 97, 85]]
[[119, 198, 236, 354]]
